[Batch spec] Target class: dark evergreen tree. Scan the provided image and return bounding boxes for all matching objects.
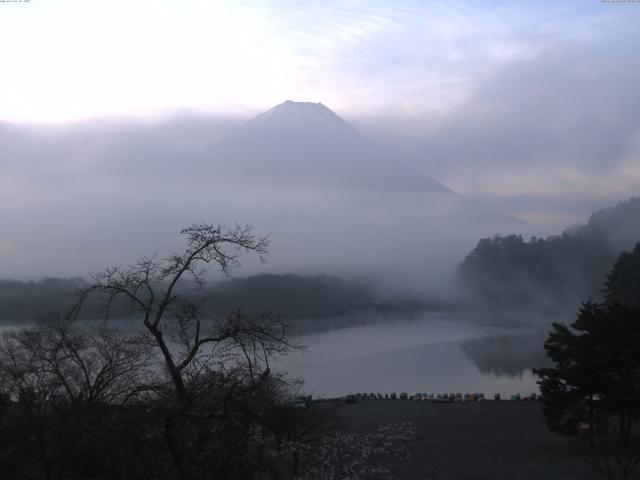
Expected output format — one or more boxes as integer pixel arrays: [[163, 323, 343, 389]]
[[604, 242, 640, 306], [535, 244, 640, 447], [535, 302, 609, 443]]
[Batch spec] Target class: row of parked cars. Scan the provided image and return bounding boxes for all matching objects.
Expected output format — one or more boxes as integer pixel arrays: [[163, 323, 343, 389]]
[[345, 392, 538, 403]]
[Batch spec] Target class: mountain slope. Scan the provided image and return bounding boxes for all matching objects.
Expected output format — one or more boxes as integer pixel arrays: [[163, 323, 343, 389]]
[[207, 100, 453, 193]]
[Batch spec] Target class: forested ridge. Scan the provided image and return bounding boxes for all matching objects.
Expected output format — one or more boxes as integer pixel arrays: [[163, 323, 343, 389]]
[[456, 197, 640, 310], [0, 274, 374, 324]]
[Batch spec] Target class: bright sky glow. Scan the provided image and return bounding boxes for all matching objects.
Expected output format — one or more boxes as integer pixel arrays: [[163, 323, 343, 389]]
[[0, 0, 620, 123]]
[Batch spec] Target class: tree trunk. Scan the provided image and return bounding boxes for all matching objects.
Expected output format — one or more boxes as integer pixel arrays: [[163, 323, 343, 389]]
[[588, 394, 595, 448], [164, 414, 187, 479], [619, 413, 629, 447], [291, 450, 299, 480]]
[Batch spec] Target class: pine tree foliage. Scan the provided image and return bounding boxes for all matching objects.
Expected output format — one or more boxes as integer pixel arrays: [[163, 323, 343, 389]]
[[535, 243, 640, 446]]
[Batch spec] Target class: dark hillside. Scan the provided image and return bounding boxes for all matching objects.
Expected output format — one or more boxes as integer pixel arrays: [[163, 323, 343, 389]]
[[0, 274, 374, 324], [204, 273, 372, 318], [456, 197, 640, 310]]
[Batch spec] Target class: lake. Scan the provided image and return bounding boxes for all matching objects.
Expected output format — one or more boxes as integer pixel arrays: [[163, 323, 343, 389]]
[[0, 312, 555, 399], [277, 312, 553, 398]]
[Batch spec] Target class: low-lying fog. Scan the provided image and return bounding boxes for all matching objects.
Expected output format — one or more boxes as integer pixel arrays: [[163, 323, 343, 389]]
[[0, 101, 538, 296]]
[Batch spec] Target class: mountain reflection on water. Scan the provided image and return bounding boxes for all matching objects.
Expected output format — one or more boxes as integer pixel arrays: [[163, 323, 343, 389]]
[[462, 331, 551, 378], [277, 313, 555, 398]]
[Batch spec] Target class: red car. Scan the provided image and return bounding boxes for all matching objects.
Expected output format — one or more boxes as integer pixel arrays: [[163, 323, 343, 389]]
[[577, 422, 593, 434]]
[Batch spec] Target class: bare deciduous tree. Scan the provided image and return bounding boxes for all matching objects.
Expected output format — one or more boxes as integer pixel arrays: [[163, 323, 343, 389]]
[[79, 224, 296, 404], [0, 224, 333, 480], [76, 224, 308, 479], [0, 315, 158, 479]]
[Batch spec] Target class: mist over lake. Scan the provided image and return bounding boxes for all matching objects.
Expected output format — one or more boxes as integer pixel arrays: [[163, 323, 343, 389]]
[[278, 312, 549, 398]]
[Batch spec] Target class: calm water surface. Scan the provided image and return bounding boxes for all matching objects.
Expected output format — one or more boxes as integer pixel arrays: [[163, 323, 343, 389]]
[[277, 313, 549, 398]]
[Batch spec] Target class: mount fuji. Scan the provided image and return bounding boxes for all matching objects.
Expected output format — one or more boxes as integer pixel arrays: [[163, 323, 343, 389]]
[[206, 100, 454, 193], [182, 100, 526, 286]]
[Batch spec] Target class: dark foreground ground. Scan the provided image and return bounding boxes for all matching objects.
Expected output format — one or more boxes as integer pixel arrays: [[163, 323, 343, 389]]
[[334, 400, 598, 480]]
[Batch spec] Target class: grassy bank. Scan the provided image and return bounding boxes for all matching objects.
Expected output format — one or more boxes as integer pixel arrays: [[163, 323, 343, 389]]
[[334, 399, 598, 479]]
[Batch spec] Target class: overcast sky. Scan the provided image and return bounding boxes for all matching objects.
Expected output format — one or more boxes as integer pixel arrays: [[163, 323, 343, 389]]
[[0, 0, 639, 280], [0, 0, 632, 122]]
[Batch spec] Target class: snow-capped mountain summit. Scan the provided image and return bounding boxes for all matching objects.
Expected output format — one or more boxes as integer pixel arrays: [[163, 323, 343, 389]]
[[246, 100, 347, 131]]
